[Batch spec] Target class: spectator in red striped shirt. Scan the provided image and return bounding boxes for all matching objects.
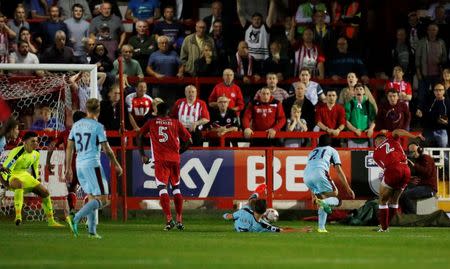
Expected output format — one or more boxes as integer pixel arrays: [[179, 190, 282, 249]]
[[242, 87, 286, 146], [208, 69, 245, 114], [384, 65, 412, 104], [171, 85, 210, 146]]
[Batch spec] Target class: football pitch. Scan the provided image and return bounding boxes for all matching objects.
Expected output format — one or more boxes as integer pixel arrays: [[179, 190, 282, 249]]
[[1, 213, 450, 269]]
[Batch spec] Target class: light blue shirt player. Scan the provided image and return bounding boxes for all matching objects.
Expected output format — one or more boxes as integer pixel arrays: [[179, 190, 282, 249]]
[[225, 205, 281, 233], [303, 146, 341, 195]]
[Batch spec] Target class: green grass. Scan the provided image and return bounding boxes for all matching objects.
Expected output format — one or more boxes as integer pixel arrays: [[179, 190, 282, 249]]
[[1, 213, 450, 269]]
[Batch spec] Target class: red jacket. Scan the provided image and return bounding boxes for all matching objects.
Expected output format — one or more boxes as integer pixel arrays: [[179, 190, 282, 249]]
[[242, 97, 286, 131], [208, 82, 245, 112]]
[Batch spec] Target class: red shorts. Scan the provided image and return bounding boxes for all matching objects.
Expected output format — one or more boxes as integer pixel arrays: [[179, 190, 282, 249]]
[[383, 163, 410, 190], [154, 161, 180, 187]]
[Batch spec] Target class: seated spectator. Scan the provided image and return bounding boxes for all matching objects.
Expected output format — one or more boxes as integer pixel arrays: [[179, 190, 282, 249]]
[[40, 30, 75, 64], [125, 0, 160, 24], [295, 0, 330, 34], [18, 27, 38, 54], [99, 83, 122, 146], [391, 28, 415, 82], [58, 0, 91, 20], [293, 28, 325, 79], [126, 81, 153, 131], [338, 72, 377, 112], [263, 41, 291, 81], [315, 89, 346, 139], [283, 81, 316, 131], [9, 40, 42, 76], [208, 96, 240, 147], [7, 5, 28, 42], [171, 85, 210, 146], [112, 44, 144, 84], [375, 89, 411, 133], [64, 3, 90, 63], [385, 66, 413, 104], [153, 5, 184, 51], [30, 105, 65, 131], [284, 105, 308, 147], [416, 83, 450, 147], [230, 41, 262, 83], [180, 20, 215, 76], [400, 142, 438, 214], [242, 87, 286, 146], [194, 42, 220, 77], [208, 69, 245, 114], [345, 83, 376, 148], [89, 43, 113, 73], [35, 5, 68, 50], [254, 73, 289, 103], [292, 67, 325, 105], [326, 37, 368, 83], [128, 20, 157, 72], [147, 35, 184, 78], [0, 13, 15, 63]]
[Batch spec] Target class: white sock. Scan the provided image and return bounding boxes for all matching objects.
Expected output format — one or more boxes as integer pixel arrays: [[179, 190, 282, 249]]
[[323, 197, 339, 206]]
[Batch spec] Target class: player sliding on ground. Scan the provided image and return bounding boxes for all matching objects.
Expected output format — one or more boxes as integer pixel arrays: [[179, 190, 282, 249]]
[[373, 129, 424, 232], [303, 134, 355, 233], [66, 98, 123, 239], [137, 102, 192, 231], [0, 131, 63, 227]]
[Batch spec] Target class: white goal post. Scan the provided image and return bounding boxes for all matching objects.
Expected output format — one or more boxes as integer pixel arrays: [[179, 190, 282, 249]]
[[0, 63, 98, 98]]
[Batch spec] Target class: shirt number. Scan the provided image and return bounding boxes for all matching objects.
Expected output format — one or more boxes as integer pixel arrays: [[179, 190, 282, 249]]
[[158, 126, 168, 143], [309, 148, 326, 160], [379, 142, 395, 154], [75, 132, 91, 152]]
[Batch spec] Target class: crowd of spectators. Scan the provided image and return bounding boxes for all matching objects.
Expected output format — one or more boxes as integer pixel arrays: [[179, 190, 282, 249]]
[[1, 0, 450, 148]]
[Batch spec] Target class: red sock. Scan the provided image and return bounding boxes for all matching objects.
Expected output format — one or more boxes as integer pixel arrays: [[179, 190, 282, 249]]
[[159, 193, 172, 222], [388, 205, 398, 224], [174, 193, 183, 223], [378, 205, 389, 230], [67, 192, 77, 211]]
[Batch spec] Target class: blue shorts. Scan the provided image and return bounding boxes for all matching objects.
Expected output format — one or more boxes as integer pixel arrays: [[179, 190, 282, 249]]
[[303, 169, 335, 195], [76, 166, 109, 196]]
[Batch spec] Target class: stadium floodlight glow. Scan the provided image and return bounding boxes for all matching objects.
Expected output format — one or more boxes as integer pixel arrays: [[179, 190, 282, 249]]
[[0, 63, 98, 98]]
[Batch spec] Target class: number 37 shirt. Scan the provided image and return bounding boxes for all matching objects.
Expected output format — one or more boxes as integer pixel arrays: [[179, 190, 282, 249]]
[[140, 117, 191, 163]]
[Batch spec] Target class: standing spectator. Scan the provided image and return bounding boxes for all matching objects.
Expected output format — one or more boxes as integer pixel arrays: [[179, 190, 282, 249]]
[[208, 96, 240, 147], [254, 73, 289, 103], [375, 89, 411, 133], [391, 28, 415, 82], [194, 42, 220, 77], [129, 20, 157, 72], [126, 81, 153, 131], [417, 83, 450, 147], [237, 0, 276, 62], [180, 20, 215, 76], [283, 81, 316, 131], [263, 41, 291, 81], [9, 40, 41, 76], [58, 0, 91, 20], [242, 87, 286, 146], [36, 5, 68, 50], [345, 83, 376, 148], [18, 27, 38, 54], [40, 30, 75, 64], [312, 10, 336, 59], [204, 1, 230, 35], [210, 20, 231, 69], [235, 0, 269, 22], [400, 142, 438, 214], [434, 5, 450, 44], [69, 71, 105, 112], [171, 85, 210, 146], [153, 5, 183, 50], [147, 35, 183, 78], [385, 66, 413, 104], [111, 45, 144, 83], [125, 0, 160, 24], [338, 72, 377, 112], [89, 2, 125, 59], [0, 13, 15, 63], [89, 0, 122, 19], [284, 105, 308, 147], [65, 3, 90, 63], [405, 11, 426, 52], [295, 0, 330, 32], [294, 67, 325, 105], [99, 84, 121, 146], [416, 23, 448, 108], [444, 67, 450, 94], [30, 106, 65, 131], [315, 89, 346, 138], [293, 28, 325, 79], [7, 5, 28, 43], [208, 69, 245, 114], [230, 41, 262, 83], [89, 43, 113, 73]]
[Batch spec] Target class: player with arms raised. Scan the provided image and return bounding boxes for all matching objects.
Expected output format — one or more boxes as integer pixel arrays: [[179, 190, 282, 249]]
[[66, 98, 123, 238], [373, 129, 424, 232], [137, 102, 191, 231]]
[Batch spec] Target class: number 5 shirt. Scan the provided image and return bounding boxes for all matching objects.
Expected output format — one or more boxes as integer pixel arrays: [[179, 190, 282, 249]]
[[139, 116, 191, 163]]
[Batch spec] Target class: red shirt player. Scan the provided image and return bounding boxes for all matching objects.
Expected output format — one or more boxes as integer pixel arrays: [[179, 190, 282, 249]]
[[373, 129, 424, 232], [138, 102, 191, 231]]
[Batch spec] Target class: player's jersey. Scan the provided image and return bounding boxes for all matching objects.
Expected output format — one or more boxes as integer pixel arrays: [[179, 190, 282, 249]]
[[140, 116, 191, 163], [2, 146, 40, 178], [373, 136, 406, 169], [69, 118, 107, 167], [304, 146, 341, 175], [232, 206, 280, 232]]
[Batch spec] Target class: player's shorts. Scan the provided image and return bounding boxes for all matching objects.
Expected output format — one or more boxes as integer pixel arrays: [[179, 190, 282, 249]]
[[76, 166, 109, 196], [8, 171, 40, 192], [382, 163, 410, 190], [303, 169, 336, 195], [154, 161, 180, 187]]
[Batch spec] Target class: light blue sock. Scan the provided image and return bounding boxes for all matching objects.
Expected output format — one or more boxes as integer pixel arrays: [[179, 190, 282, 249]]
[[74, 200, 101, 224], [318, 208, 327, 230], [323, 197, 339, 206], [87, 211, 96, 234]]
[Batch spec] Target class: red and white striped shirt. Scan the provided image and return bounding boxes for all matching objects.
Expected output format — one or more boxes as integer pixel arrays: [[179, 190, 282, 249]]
[[171, 98, 210, 130], [385, 80, 412, 96]]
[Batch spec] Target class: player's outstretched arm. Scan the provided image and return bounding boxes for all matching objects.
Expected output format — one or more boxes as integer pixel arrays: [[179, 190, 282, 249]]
[[101, 142, 123, 176], [392, 129, 425, 140], [335, 164, 355, 199]]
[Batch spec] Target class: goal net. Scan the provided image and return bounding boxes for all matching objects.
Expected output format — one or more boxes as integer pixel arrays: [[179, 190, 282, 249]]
[[0, 63, 98, 222]]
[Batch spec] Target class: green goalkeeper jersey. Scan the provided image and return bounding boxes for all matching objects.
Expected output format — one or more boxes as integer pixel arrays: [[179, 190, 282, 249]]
[[3, 146, 40, 179]]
